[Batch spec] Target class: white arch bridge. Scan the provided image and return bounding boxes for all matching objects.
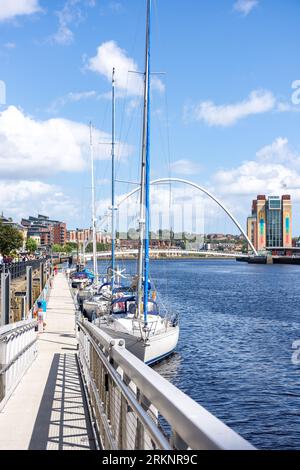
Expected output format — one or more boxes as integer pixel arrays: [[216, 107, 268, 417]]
[[93, 177, 258, 256], [84, 249, 249, 260]]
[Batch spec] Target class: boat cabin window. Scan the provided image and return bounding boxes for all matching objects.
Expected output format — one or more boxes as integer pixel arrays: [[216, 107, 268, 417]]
[[112, 298, 137, 315], [127, 301, 137, 316], [112, 299, 159, 316]]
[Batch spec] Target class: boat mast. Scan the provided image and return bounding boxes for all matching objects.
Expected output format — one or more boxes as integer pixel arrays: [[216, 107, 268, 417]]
[[111, 68, 116, 292], [90, 122, 98, 281], [137, 0, 151, 326]]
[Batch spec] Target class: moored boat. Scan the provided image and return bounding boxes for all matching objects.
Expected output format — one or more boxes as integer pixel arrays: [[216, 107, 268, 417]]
[[98, 0, 180, 365]]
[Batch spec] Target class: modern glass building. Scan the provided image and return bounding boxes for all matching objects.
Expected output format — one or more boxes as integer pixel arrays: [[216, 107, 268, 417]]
[[247, 195, 292, 252], [266, 196, 282, 248]]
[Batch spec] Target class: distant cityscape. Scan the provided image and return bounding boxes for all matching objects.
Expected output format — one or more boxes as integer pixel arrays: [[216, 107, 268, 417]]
[[1, 194, 300, 256]]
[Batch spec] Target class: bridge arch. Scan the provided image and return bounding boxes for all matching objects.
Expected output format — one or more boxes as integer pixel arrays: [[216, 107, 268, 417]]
[[98, 178, 258, 256]]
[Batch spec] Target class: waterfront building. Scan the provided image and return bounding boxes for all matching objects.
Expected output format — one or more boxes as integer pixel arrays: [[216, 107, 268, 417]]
[[53, 222, 67, 245], [21, 214, 67, 248], [67, 229, 111, 245], [247, 195, 292, 252]]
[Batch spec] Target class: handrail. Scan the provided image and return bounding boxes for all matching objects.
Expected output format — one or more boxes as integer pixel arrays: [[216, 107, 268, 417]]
[[0, 275, 51, 412], [77, 317, 255, 450], [0, 319, 38, 412], [0, 258, 48, 285], [78, 322, 171, 450], [0, 319, 37, 341]]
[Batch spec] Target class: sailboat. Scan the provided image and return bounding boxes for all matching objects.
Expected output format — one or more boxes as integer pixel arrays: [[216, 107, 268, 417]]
[[98, 0, 179, 365], [77, 123, 103, 310], [82, 69, 133, 321]]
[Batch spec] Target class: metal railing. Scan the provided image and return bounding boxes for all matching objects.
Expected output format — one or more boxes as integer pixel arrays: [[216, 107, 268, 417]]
[[0, 273, 52, 411], [76, 317, 255, 450], [0, 319, 38, 412], [0, 258, 48, 284]]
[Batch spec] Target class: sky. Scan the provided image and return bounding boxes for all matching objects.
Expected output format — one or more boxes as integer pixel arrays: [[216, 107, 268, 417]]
[[0, 0, 300, 235]]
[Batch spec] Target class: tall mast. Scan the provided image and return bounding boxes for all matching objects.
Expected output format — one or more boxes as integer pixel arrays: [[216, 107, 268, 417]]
[[90, 122, 98, 281], [137, 0, 151, 325], [111, 68, 116, 292]]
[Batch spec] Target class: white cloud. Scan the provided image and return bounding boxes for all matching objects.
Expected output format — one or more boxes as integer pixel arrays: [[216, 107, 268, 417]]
[[47, 90, 97, 113], [51, 0, 95, 45], [213, 138, 300, 203], [4, 42, 17, 49], [0, 105, 132, 179], [209, 138, 300, 232], [276, 101, 300, 113], [87, 40, 164, 97], [108, 2, 123, 13], [233, 0, 258, 16], [0, 0, 41, 22], [170, 159, 201, 176], [0, 180, 79, 225], [256, 137, 298, 164], [98, 178, 110, 186], [187, 90, 275, 127]]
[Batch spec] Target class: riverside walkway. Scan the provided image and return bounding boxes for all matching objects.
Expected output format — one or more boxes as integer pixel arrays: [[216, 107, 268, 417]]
[[0, 273, 95, 450]]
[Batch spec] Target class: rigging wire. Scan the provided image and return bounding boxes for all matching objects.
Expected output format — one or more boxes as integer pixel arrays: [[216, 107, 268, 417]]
[[110, 2, 145, 282]]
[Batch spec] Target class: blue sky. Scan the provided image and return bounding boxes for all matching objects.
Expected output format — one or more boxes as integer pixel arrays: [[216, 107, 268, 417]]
[[1, 0, 300, 234]]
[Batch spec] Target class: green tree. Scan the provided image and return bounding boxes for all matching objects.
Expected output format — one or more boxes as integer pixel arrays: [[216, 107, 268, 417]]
[[85, 242, 93, 253], [241, 240, 248, 254], [97, 242, 109, 252], [52, 244, 63, 253], [63, 244, 73, 254], [0, 222, 23, 256], [66, 242, 77, 250], [26, 237, 38, 253], [86, 242, 109, 253]]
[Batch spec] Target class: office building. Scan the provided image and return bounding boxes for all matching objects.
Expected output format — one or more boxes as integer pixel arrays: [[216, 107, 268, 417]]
[[247, 195, 292, 252]]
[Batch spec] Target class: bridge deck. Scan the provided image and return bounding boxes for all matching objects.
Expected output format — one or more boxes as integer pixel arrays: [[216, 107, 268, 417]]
[[0, 273, 95, 450]]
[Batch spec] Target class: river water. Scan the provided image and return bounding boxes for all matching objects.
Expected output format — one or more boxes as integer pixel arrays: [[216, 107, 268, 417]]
[[95, 258, 300, 449]]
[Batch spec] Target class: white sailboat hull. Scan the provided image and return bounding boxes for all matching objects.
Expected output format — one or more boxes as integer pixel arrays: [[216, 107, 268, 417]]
[[100, 323, 179, 365]]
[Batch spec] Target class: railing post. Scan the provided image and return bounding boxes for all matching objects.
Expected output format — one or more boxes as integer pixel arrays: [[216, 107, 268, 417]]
[[135, 389, 145, 450], [0, 338, 7, 402], [21, 296, 27, 321], [1, 271, 11, 326], [40, 262, 45, 292], [26, 266, 33, 315]]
